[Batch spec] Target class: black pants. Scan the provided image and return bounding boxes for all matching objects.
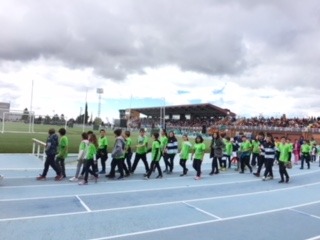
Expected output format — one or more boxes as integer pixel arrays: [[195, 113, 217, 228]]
[[163, 153, 170, 171], [55, 157, 66, 177], [131, 153, 149, 173], [41, 154, 60, 177], [146, 161, 162, 178], [84, 160, 98, 182], [240, 153, 252, 173], [167, 154, 176, 172], [179, 159, 188, 174], [301, 153, 310, 169], [211, 157, 221, 173], [279, 161, 289, 181], [263, 158, 274, 178], [125, 152, 132, 172], [256, 155, 266, 174], [97, 148, 108, 172], [109, 158, 124, 177], [193, 159, 202, 177], [251, 153, 259, 166]]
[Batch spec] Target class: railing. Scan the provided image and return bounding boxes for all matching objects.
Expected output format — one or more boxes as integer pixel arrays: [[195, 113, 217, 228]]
[[32, 138, 46, 159]]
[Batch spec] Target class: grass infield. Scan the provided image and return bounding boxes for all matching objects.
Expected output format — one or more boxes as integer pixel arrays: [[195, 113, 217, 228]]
[[0, 123, 211, 153]]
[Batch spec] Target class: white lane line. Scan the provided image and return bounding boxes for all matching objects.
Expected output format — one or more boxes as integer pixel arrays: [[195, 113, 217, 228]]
[[1, 191, 320, 223], [289, 208, 320, 220], [182, 202, 222, 220], [75, 195, 92, 212], [305, 235, 320, 240], [2, 178, 320, 203], [88, 200, 320, 240]]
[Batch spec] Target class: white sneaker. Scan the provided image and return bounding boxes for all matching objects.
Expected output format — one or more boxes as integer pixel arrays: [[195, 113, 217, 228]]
[[262, 176, 266, 181], [69, 177, 78, 182]]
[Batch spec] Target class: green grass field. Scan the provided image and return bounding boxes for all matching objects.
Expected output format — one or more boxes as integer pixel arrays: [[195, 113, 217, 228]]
[[0, 122, 211, 153]]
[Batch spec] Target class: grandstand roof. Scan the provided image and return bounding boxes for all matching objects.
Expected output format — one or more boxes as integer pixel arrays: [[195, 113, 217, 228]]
[[129, 103, 236, 118]]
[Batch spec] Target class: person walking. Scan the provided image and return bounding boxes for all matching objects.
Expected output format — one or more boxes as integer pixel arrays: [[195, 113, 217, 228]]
[[191, 135, 206, 180], [262, 134, 275, 181], [37, 128, 63, 181], [144, 132, 163, 179], [69, 132, 89, 182], [278, 136, 290, 183], [131, 128, 150, 174], [106, 129, 126, 180], [210, 132, 225, 175], [165, 131, 178, 174], [97, 129, 109, 174], [179, 134, 192, 176], [79, 133, 99, 185], [55, 128, 68, 178], [239, 135, 253, 174]]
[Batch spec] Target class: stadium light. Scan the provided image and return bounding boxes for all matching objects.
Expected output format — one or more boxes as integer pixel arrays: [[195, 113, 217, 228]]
[[97, 88, 104, 118]]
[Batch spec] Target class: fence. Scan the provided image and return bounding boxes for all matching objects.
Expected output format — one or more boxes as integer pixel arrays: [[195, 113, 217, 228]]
[[32, 138, 46, 159]]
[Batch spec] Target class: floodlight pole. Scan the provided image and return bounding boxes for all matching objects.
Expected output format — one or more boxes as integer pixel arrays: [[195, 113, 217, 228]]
[[83, 89, 88, 132], [97, 88, 104, 118]]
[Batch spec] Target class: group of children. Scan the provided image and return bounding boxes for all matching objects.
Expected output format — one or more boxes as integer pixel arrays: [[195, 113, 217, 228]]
[[33, 128, 319, 185]]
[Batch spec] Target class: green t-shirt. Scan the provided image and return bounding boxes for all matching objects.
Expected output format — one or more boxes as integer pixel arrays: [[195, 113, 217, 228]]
[[287, 143, 293, 153], [193, 143, 206, 160], [301, 144, 311, 153], [240, 140, 252, 153], [151, 140, 161, 162], [160, 136, 168, 151], [224, 141, 233, 156], [180, 141, 192, 160], [98, 136, 108, 149], [86, 143, 97, 160], [126, 137, 132, 153], [278, 143, 290, 163], [252, 140, 260, 154], [58, 136, 68, 158], [136, 135, 148, 154]]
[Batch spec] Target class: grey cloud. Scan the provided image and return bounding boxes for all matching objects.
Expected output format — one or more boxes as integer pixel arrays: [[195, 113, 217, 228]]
[[0, 0, 319, 88]]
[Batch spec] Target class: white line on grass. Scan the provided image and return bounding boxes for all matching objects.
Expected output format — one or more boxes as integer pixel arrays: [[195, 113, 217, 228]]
[[88, 200, 320, 240], [182, 202, 222, 219], [75, 195, 92, 212]]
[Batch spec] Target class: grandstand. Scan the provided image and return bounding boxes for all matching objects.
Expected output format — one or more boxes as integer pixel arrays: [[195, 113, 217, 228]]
[[119, 103, 320, 141]]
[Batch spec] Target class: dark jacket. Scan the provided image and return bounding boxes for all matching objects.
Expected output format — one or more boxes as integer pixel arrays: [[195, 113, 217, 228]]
[[210, 137, 225, 158], [45, 133, 59, 156]]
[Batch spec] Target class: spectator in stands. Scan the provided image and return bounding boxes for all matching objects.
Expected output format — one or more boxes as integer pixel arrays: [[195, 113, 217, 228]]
[[37, 128, 63, 181]]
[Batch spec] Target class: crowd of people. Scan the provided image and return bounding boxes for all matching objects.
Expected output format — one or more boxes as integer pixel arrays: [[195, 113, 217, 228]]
[[26, 126, 319, 185]]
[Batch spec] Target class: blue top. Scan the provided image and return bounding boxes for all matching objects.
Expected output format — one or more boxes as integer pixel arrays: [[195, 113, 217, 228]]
[[45, 133, 59, 155]]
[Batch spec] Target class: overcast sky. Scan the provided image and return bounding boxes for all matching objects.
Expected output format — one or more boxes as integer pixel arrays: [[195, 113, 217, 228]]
[[0, 0, 320, 122]]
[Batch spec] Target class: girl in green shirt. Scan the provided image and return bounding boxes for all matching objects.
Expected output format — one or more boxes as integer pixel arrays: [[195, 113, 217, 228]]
[[144, 133, 162, 179], [278, 136, 290, 183], [79, 133, 99, 185], [191, 135, 206, 180], [179, 134, 192, 176]]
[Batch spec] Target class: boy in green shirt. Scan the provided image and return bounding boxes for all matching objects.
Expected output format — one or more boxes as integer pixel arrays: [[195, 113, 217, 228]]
[[278, 136, 290, 183], [144, 133, 162, 179], [239, 136, 252, 174], [300, 140, 311, 169], [97, 129, 109, 174], [130, 128, 150, 174], [124, 130, 133, 172], [56, 128, 68, 178], [179, 134, 192, 176]]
